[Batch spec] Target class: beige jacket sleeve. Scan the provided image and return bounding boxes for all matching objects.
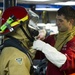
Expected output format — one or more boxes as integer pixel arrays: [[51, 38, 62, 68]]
[[0, 47, 31, 75], [8, 56, 30, 75]]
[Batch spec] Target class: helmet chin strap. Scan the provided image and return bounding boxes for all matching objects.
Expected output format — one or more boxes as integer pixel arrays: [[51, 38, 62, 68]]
[[19, 21, 35, 42]]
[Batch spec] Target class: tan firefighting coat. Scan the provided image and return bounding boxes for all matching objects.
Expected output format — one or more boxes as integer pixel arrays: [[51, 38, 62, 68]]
[[0, 24, 36, 75]]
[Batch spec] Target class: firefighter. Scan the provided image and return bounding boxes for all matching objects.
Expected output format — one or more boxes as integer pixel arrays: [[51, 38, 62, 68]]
[[0, 6, 39, 75]]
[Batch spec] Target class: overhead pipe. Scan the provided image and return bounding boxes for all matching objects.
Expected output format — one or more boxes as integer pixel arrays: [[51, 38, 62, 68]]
[[3, 0, 17, 11]]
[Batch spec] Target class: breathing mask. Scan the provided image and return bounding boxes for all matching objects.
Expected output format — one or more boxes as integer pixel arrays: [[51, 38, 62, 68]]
[[26, 8, 40, 38]]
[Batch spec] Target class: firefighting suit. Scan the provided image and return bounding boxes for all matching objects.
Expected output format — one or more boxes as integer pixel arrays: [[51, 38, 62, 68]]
[[0, 22, 37, 75]]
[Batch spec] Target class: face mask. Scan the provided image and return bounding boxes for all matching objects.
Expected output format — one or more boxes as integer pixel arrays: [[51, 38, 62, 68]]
[[26, 9, 40, 38], [28, 20, 40, 37]]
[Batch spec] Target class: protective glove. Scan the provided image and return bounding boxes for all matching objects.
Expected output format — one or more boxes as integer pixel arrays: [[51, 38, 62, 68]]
[[32, 40, 67, 68]]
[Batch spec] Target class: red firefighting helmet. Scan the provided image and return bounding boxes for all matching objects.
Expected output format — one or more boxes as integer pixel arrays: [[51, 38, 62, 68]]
[[0, 6, 29, 35]]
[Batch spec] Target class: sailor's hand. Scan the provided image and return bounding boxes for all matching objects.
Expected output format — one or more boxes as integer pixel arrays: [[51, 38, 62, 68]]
[[35, 29, 46, 40]]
